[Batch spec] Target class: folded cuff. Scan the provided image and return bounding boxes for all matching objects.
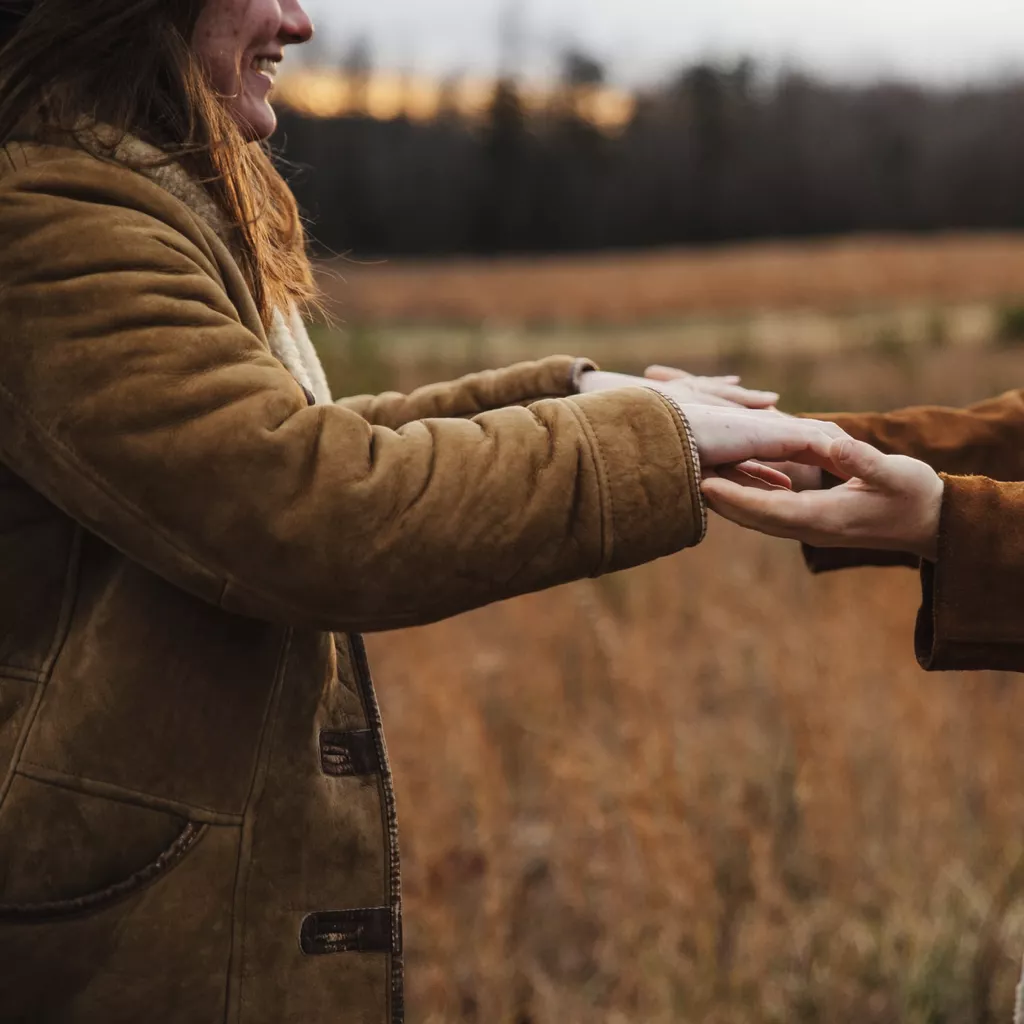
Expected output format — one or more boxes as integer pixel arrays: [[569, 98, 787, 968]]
[[569, 387, 706, 575], [915, 474, 1024, 671], [804, 545, 921, 574]]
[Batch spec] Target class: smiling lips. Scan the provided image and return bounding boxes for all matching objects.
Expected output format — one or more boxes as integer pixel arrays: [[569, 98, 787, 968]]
[[252, 56, 281, 83]]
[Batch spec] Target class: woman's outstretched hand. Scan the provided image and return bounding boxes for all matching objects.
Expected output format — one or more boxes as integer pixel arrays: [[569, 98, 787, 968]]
[[644, 364, 778, 409], [702, 436, 945, 562], [579, 368, 779, 409], [682, 406, 846, 485]]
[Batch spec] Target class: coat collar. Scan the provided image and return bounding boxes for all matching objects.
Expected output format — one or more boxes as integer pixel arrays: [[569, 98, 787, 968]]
[[100, 129, 334, 405]]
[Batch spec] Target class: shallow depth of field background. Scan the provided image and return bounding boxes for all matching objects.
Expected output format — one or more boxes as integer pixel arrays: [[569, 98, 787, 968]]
[[305, 242, 1024, 1024], [277, 11, 1024, 1018]]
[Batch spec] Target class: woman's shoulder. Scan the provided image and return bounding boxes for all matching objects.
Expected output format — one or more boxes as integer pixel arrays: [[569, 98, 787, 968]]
[[0, 139, 228, 260]]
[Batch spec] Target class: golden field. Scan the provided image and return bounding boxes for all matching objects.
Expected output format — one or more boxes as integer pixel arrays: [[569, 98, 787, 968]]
[[315, 235, 1024, 1023], [320, 233, 1024, 326]]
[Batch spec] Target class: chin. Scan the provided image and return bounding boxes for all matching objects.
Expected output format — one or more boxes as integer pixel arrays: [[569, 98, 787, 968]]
[[234, 99, 277, 142]]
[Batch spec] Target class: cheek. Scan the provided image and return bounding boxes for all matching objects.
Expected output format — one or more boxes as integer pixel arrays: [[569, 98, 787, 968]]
[[193, 0, 260, 89]]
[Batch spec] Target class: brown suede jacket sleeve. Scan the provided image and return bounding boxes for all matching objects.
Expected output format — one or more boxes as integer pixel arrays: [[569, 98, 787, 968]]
[[0, 151, 705, 633], [797, 394, 1024, 671], [337, 355, 596, 428], [803, 390, 1024, 574], [915, 475, 1024, 672]]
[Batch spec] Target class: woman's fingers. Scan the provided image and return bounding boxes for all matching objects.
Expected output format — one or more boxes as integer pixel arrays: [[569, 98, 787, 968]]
[[684, 406, 847, 469], [695, 381, 780, 408], [646, 365, 695, 382], [646, 365, 742, 386], [759, 461, 824, 492], [729, 461, 794, 489], [644, 365, 777, 408]]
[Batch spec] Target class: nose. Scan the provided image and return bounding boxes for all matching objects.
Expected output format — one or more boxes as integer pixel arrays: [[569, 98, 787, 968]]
[[280, 0, 314, 46]]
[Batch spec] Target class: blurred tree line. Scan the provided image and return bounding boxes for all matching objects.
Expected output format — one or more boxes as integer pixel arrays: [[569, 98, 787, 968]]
[[276, 55, 1024, 258]]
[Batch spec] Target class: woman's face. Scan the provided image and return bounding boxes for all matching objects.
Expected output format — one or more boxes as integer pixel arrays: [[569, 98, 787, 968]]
[[193, 0, 314, 141]]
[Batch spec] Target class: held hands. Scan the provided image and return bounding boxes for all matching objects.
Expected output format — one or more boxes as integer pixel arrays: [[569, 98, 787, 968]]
[[681, 405, 846, 487], [646, 363, 943, 560], [579, 361, 943, 560], [702, 435, 945, 562]]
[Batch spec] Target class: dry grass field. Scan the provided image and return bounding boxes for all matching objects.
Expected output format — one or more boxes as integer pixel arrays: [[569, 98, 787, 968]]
[[320, 233, 1024, 327], [315, 235, 1024, 1023]]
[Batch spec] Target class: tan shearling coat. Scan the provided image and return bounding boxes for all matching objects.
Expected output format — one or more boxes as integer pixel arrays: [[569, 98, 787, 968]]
[[0, 139, 705, 1023]]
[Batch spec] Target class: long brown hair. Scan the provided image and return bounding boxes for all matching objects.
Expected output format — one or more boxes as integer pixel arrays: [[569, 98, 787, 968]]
[[0, 0, 317, 327]]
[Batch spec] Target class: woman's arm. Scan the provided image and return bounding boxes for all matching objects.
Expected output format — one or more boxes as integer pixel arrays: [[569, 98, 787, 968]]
[[1, 155, 845, 635], [337, 361, 780, 429], [335, 356, 596, 428], [1, 156, 841, 637], [0, 162, 708, 633]]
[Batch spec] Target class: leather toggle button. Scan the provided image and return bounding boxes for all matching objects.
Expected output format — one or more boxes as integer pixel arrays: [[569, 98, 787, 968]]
[[320, 729, 380, 777], [300, 906, 397, 956], [301, 385, 316, 406]]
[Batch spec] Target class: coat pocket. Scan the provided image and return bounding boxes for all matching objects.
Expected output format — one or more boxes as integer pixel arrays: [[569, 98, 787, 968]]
[[0, 775, 207, 922]]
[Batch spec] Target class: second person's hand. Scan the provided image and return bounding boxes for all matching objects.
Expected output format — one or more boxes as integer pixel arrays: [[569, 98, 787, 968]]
[[702, 437, 945, 562]]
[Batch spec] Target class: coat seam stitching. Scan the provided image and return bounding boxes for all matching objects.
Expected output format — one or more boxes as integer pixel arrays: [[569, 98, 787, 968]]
[[0, 822, 209, 921], [15, 762, 244, 824], [227, 627, 292, 1024], [0, 666, 43, 684], [653, 391, 708, 544], [348, 634, 404, 1024], [0, 376, 228, 600], [564, 402, 614, 575], [0, 525, 82, 813]]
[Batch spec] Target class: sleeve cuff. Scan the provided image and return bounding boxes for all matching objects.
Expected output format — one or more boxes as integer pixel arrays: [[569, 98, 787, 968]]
[[915, 474, 1024, 671], [570, 357, 599, 394], [568, 387, 706, 574], [803, 545, 921, 574]]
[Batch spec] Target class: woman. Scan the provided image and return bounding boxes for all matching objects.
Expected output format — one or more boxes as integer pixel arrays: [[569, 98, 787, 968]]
[[0, 1, 843, 1021]]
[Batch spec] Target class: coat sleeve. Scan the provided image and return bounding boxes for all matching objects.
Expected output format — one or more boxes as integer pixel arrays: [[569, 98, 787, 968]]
[[0, 162, 705, 632], [336, 356, 597, 428], [915, 474, 1024, 672], [803, 390, 1024, 574]]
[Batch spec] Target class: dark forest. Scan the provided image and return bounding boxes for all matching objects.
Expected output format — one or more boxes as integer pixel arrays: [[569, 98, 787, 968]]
[[276, 60, 1024, 259]]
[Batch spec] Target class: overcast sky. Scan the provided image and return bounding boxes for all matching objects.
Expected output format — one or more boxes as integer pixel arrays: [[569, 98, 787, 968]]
[[302, 0, 1024, 86]]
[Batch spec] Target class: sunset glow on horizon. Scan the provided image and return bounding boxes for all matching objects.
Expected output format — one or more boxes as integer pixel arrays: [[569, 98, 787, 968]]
[[275, 68, 637, 131]]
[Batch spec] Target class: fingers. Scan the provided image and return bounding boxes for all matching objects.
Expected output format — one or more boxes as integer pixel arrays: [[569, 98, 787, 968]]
[[662, 388, 740, 409], [684, 405, 846, 469], [644, 365, 778, 409], [701, 476, 818, 540], [830, 438, 898, 487], [730, 461, 794, 489], [759, 461, 823, 492], [696, 381, 780, 409], [645, 365, 696, 382]]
